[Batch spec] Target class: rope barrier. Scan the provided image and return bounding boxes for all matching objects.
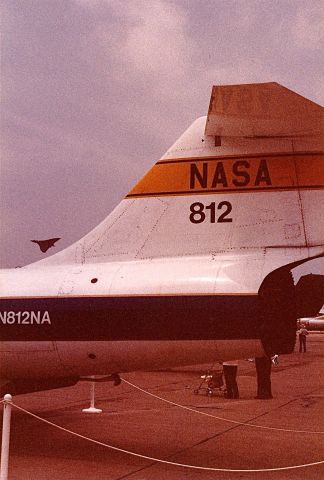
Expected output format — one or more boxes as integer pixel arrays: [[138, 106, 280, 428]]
[[121, 378, 324, 435], [9, 402, 324, 473]]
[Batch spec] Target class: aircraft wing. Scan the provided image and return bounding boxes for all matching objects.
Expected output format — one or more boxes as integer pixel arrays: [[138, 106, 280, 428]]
[[205, 82, 324, 138]]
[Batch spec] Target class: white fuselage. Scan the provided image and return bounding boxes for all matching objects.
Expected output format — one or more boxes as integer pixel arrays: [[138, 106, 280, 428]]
[[1, 87, 323, 393]]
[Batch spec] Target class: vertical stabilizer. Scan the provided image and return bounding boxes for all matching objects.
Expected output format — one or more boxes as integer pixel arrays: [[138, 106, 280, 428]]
[[33, 83, 324, 266]]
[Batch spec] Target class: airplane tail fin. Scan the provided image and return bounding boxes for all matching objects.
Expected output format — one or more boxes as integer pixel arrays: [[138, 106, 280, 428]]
[[34, 83, 324, 266]]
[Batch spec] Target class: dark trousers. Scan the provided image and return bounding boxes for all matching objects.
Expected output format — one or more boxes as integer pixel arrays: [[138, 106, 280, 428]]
[[299, 335, 306, 352], [255, 356, 272, 398], [223, 365, 239, 398]]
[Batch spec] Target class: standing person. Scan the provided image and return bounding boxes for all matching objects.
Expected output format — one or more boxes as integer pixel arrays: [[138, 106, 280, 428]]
[[222, 360, 239, 399], [271, 354, 279, 366], [255, 356, 273, 399], [298, 324, 308, 352]]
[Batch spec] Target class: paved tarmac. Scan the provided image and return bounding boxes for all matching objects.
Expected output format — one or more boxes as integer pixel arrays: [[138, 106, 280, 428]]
[[1, 334, 324, 479]]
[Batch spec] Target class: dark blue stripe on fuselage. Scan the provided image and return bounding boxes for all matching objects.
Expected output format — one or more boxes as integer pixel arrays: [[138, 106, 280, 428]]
[[0, 295, 261, 341]]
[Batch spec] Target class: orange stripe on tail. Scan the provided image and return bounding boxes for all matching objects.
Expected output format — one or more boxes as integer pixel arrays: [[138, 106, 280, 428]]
[[127, 154, 324, 198]]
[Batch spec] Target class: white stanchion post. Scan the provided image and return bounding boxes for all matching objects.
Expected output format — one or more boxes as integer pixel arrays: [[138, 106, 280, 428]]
[[1, 394, 13, 480], [82, 380, 102, 413]]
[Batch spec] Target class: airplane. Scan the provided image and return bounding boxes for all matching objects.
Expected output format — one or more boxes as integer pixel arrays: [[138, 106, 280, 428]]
[[0, 82, 323, 396], [31, 238, 61, 253], [297, 315, 324, 331]]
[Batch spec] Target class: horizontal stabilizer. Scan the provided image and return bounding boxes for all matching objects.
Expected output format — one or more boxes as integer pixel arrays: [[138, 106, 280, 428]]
[[205, 82, 324, 138]]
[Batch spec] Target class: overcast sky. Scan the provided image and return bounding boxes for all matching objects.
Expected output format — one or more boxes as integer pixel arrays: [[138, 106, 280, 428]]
[[1, 0, 323, 268]]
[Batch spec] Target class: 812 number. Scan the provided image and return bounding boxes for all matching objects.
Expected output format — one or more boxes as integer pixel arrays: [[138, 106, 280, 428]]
[[189, 201, 233, 224]]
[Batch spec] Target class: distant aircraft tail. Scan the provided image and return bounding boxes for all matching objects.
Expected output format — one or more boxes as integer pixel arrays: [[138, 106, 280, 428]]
[[34, 83, 324, 266]]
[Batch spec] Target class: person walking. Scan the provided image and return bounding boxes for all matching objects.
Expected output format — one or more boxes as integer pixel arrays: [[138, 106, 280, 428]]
[[255, 356, 273, 399], [222, 360, 239, 399], [298, 324, 308, 352]]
